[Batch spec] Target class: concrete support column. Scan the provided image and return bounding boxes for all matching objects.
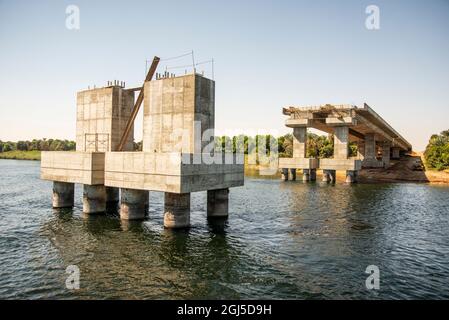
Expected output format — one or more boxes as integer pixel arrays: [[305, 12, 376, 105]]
[[289, 168, 296, 181], [346, 170, 358, 183], [164, 193, 190, 229], [357, 140, 365, 160], [120, 188, 148, 220], [83, 185, 106, 214], [293, 127, 307, 158], [207, 188, 229, 218], [52, 181, 74, 208], [333, 126, 349, 159], [382, 141, 391, 168], [281, 168, 289, 181], [364, 133, 376, 160], [322, 170, 336, 183], [392, 147, 400, 159], [302, 169, 310, 181], [106, 187, 119, 210], [310, 169, 317, 181]]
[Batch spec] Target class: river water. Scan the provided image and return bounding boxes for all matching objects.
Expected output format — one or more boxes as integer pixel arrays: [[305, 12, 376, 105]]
[[0, 159, 449, 299]]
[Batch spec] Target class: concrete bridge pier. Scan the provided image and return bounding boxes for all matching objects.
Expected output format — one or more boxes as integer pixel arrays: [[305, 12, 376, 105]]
[[382, 141, 391, 168], [164, 192, 190, 229], [345, 170, 358, 183], [289, 169, 296, 181], [52, 181, 74, 208], [281, 168, 289, 181], [310, 169, 317, 181], [207, 188, 229, 218], [322, 170, 336, 183], [106, 187, 119, 210], [83, 185, 106, 214], [392, 147, 400, 159], [302, 169, 311, 181], [120, 188, 148, 220]]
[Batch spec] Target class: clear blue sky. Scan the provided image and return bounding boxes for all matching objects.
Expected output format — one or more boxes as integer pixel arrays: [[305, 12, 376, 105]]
[[0, 0, 448, 150]]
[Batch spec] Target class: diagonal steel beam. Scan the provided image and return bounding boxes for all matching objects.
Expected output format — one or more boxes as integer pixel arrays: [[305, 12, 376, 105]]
[[117, 56, 160, 151]]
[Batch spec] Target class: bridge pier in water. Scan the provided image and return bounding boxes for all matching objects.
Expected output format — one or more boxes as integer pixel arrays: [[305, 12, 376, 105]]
[[83, 185, 106, 214], [164, 192, 191, 229], [207, 188, 229, 218], [120, 188, 148, 220], [52, 182, 74, 208]]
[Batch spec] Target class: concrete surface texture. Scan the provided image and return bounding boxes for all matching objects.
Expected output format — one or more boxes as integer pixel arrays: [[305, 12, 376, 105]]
[[143, 74, 214, 154]]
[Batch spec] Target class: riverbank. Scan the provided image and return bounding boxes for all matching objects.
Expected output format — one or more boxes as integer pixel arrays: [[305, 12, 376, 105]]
[[0, 150, 40, 160]]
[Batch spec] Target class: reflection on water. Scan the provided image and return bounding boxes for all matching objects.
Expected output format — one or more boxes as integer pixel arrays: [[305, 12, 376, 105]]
[[1, 159, 449, 299]]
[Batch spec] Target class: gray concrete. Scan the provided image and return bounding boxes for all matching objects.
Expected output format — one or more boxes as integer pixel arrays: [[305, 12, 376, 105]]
[[322, 170, 336, 183], [293, 127, 307, 158], [345, 170, 357, 183], [106, 187, 119, 210], [289, 168, 296, 181], [333, 126, 349, 159], [164, 192, 190, 229], [143, 74, 214, 154], [281, 168, 289, 181], [310, 169, 317, 181], [303, 169, 310, 181], [382, 141, 391, 168], [207, 188, 229, 218], [83, 185, 106, 214], [52, 181, 74, 208], [120, 188, 148, 220], [392, 147, 400, 159], [76, 86, 135, 152]]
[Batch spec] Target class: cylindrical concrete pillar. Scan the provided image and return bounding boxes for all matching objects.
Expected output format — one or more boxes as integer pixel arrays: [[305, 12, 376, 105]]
[[120, 188, 148, 220], [281, 168, 289, 181], [322, 170, 336, 183], [52, 181, 74, 208], [207, 188, 229, 218], [310, 169, 317, 181], [83, 185, 106, 214], [329, 170, 336, 183], [302, 169, 310, 181], [164, 192, 190, 229], [346, 170, 357, 183], [106, 187, 119, 210], [289, 168, 296, 181]]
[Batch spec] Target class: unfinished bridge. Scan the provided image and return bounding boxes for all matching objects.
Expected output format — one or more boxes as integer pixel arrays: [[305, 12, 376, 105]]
[[279, 103, 412, 183]]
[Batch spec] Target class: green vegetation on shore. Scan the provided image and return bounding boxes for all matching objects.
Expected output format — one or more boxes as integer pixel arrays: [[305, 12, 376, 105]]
[[0, 138, 76, 161], [424, 130, 449, 171], [0, 150, 41, 160]]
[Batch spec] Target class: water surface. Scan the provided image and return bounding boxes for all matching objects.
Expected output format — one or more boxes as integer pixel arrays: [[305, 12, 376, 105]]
[[1, 159, 449, 299]]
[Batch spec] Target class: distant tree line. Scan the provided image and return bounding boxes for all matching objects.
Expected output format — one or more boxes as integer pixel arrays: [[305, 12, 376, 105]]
[[212, 133, 358, 158], [0, 139, 76, 152], [1, 134, 360, 159], [424, 130, 449, 170]]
